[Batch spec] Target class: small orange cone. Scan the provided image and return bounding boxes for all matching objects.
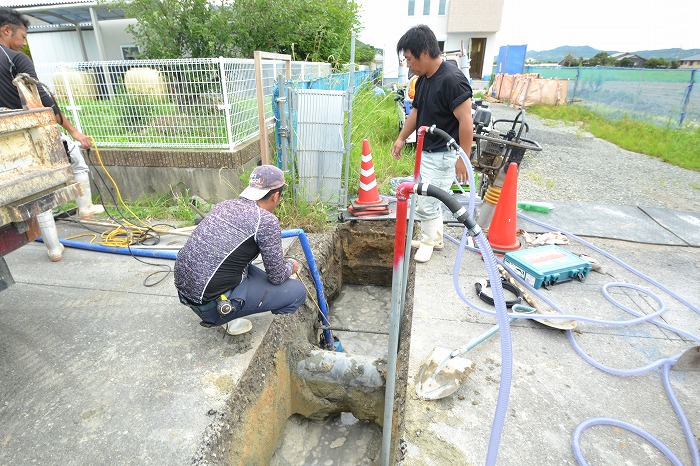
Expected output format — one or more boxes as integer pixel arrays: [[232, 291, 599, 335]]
[[349, 139, 389, 217], [486, 162, 521, 252]]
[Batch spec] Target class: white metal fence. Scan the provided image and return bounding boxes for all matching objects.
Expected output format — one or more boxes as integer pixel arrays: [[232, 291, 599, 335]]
[[34, 58, 331, 150]]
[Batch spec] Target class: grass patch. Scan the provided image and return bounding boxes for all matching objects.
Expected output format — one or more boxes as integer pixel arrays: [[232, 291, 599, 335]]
[[80, 87, 700, 231], [528, 104, 700, 171], [114, 191, 199, 224], [348, 86, 416, 195]]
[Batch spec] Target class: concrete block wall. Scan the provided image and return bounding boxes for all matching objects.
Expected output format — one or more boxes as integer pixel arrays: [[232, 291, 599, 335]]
[[89, 133, 274, 203]]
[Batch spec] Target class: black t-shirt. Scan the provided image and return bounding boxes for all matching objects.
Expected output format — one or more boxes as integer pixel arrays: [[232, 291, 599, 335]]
[[412, 60, 472, 152], [0, 44, 56, 111]]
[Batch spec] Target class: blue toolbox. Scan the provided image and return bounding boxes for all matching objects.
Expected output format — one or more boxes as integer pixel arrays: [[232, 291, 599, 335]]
[[503, 245, 591, 289]]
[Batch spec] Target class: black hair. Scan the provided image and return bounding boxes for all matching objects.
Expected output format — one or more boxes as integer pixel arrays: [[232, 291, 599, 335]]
[[396, 25, 441, 60], [0, 8, 30, 30], [261, 186, 284, 201]]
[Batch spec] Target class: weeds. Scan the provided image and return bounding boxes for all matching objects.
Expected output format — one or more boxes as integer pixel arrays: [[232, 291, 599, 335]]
[[348, 86, 416, 195], [528, 104, 700, 171], [80, 87, 697, 231], [105, 190, 201, 225]]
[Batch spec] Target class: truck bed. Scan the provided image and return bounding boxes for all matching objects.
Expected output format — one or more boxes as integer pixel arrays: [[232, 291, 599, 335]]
[[0, 107, 80, 226]]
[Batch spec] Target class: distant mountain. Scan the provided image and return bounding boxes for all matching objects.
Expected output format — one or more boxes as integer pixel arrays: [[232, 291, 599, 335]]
[[525, 46, 700, 63], [631, 48, 700, 60], [526, 46, 603, 63]]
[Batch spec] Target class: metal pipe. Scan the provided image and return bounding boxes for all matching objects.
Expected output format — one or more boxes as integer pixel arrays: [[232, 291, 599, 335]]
[[679, 69, 695, 125], [399, 126, 427, 320], [342, 31, 356, 207], [381, 182, 412, 466]]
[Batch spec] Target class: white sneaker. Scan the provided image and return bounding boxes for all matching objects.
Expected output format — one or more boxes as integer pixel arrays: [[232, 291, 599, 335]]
[[222, 318, 252, 335]]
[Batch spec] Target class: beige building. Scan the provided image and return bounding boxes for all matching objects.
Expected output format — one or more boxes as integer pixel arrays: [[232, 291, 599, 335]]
[[357, 0, 505, 82], [679, 53, 700, 69]]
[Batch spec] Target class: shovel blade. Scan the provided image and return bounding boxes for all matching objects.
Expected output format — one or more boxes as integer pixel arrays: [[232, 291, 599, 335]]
[[673, 346, 700, 372], [415, 347, 476, 400]]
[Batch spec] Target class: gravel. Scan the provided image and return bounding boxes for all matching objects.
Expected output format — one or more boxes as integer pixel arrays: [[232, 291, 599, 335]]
[[480, 101, 700, 212]]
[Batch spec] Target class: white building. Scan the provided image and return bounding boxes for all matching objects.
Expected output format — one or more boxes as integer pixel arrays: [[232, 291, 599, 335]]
[[356, 0, 506, 82], [10, 0, 508, 82], [4, 0, 137, 63]]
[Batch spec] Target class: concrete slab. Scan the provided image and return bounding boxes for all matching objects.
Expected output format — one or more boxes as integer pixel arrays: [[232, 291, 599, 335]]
[[640, 206, 700, 247], [2, 199, 698, 465], [403, 224, 700, 465], [0, 221, 278, 465], [515, 201, 689, 246]]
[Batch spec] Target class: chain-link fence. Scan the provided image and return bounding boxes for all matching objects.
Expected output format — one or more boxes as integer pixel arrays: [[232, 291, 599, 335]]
[[34, 58, 331, 150], [523, 66, 698, 126]]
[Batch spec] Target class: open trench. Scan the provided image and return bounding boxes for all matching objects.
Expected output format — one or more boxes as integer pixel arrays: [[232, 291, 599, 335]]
[[192, 219, 416, 465]]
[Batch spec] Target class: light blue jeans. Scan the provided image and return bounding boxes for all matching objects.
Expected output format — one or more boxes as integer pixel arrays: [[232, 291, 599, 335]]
[[416, 149, 458, 220]]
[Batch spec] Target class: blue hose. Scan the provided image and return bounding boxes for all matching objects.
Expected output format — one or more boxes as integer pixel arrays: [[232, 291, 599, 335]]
[[472, 232, 513, 466], [282, 229, 334, 350], [572, 416, 684, 466], [40, 237, 179, 260], [412, 181, 513, 466], [445, 211, 700, 465], [43, 228, 336, 351]]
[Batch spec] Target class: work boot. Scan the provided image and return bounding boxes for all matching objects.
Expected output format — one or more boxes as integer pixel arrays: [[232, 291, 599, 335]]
[[222, 318, 252, 336], [411, 240, 444, 250], [74, 172, 105, 219], [37, 210, 64, 262], [414, 217, 444, 263]]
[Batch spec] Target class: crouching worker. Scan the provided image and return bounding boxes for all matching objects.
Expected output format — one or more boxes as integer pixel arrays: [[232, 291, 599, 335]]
[[174, 165, 307, 336]]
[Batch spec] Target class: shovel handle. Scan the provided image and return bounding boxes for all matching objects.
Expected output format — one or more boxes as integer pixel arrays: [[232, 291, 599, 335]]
[[449, 320, 509, 359], [449, 305, 536, 360]]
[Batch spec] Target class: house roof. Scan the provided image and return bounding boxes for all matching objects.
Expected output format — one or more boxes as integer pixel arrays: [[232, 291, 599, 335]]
[[610, 52, 645, 61], [0, 1, 126, 31], [680, 53, 700, 61]]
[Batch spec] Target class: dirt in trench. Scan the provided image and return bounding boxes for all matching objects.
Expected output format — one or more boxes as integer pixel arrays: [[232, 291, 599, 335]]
[[191, 221, 415, 465]]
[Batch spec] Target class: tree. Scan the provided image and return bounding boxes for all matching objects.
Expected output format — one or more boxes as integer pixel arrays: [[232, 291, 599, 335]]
[[584, 52, 615, 67], [110, 0, 237, 59], [643, 58, 678, 69], [352, 40, 378, 66], [561, 53, 582, 67], [109, 0, 367, 66], [227, 0, 362, 66]]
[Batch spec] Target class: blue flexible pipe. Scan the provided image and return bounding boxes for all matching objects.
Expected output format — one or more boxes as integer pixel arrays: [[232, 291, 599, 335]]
[[445, 212, 700, 465], [282, 229, 334, 350], [572, 416, 684, 466], [518, 213, 700, 315], [411, 181, 513, 466], [40, 237, 179, 260], [43, 228, 335, 350]]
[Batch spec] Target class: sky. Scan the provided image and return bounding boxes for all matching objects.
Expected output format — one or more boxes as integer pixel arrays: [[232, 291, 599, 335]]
[[495, 0, 700, 52], [356, 0, 700, 53]]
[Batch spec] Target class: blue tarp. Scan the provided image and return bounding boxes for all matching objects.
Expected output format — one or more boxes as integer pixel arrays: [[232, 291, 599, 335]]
[[495, 45, 528, 75]]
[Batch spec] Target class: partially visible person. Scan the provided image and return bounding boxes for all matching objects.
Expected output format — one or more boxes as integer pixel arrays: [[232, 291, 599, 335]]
[[1, 7, 104, 262], [391, 24, 473, 263], [174, 165, 306, 336]]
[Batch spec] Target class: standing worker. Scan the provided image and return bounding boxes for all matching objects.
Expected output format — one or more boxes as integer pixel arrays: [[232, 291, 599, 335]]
[[174, 165, 307, 336], [0, 8, 104, 262], [392, 25, 474, 263]]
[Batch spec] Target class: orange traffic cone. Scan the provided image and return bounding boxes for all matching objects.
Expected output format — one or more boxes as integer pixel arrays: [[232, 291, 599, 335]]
[[486, 162, 521, 252], [349, 139, 389, 217]]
